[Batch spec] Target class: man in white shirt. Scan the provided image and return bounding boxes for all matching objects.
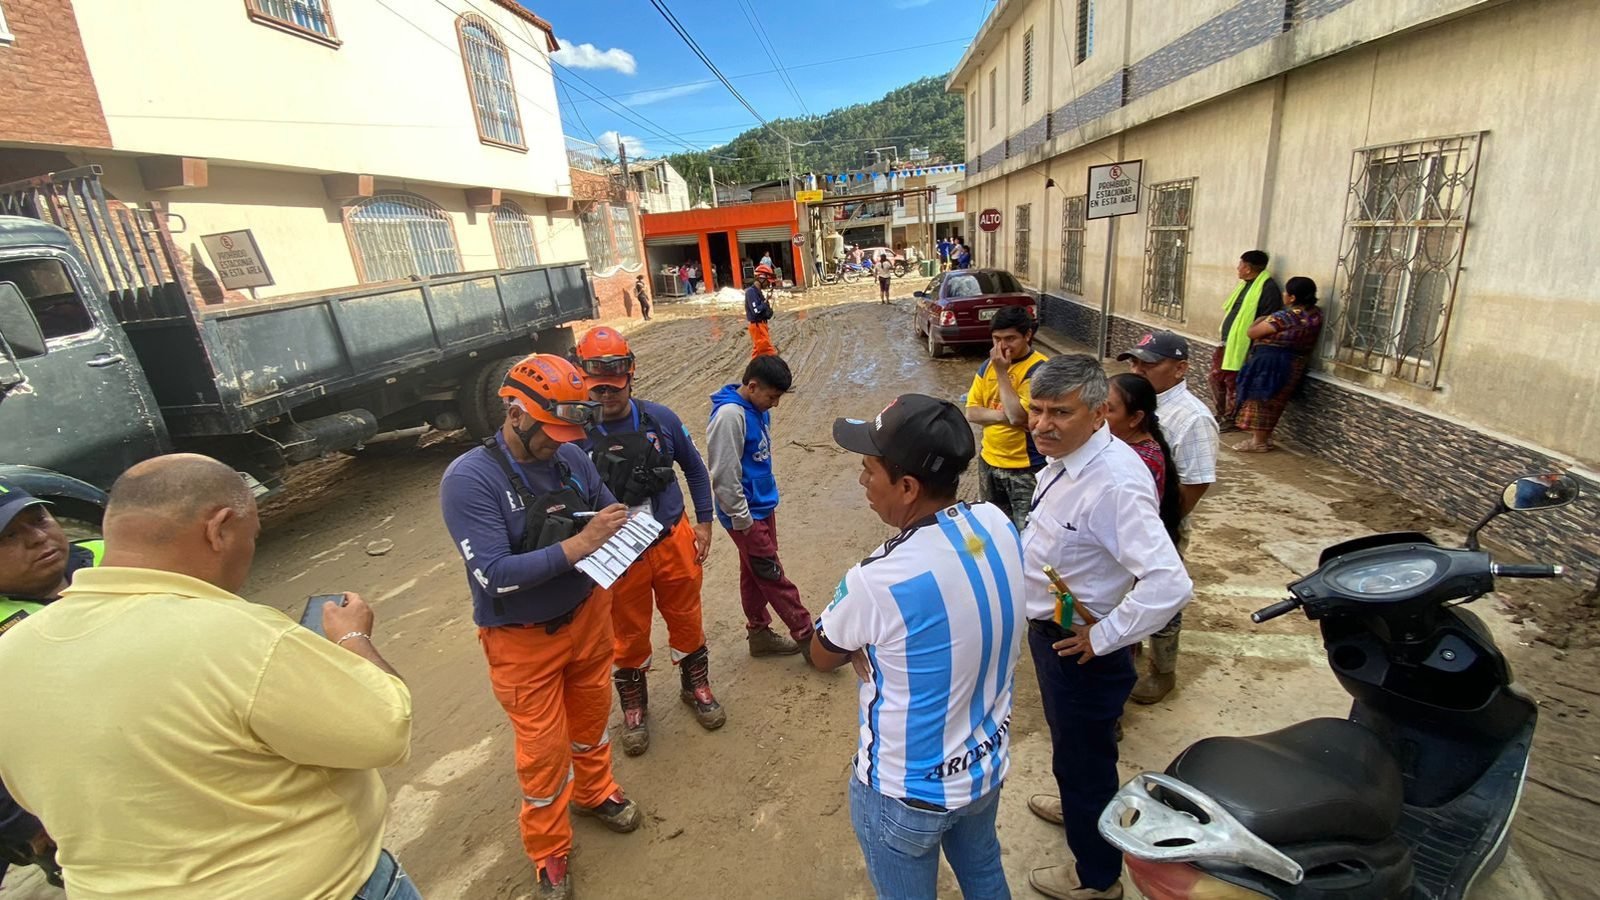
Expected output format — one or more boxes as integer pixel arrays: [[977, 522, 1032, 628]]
[[810, 394, 1026, 899], [1116, 330, 1218, 703], [1019, 355, 1193, 900]]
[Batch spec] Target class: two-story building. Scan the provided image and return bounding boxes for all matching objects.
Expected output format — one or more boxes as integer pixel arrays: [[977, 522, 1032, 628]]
[[949, 0, 1597, 581], [0, 0, 586, 303]]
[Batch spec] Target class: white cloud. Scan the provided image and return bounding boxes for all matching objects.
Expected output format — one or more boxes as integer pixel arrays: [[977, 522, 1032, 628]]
[[596, 130, 648, 159], [552, 37, 637, 75], [623, 82, 712, 106]]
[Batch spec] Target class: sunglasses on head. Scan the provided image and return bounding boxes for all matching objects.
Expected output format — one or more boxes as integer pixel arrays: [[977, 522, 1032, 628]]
[[579, 355, 633, 377]]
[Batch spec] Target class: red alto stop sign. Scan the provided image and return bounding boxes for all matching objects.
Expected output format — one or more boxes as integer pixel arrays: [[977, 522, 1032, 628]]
[[978, 208, 1003, 232]]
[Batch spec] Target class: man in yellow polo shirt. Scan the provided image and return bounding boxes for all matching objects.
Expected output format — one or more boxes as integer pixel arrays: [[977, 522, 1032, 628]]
[[0, 454, 417, 899], [965, 306, 1051, 531]]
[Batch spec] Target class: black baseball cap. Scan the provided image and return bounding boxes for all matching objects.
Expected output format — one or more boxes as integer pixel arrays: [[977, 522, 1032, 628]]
[[0, 482, 50, 533], [832, 394, 975, 482], [1117, 330, 1189, 363]]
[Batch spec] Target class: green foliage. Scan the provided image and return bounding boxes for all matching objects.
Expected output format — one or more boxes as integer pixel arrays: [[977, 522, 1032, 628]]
[[664, 75, 963, 205]]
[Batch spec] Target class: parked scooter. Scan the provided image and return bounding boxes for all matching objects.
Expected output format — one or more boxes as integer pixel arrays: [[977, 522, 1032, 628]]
[[1099, 473, 1581, 900]]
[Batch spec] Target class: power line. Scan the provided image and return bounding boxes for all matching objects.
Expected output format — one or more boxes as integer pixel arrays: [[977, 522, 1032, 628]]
[[735, 0, 811, 118], [646, 0, 788, 143]]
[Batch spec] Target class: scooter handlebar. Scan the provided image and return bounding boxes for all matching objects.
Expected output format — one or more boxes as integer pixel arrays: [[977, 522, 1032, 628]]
[[1251, 598, 1302, 624], [1491, 563, 1564, 579]]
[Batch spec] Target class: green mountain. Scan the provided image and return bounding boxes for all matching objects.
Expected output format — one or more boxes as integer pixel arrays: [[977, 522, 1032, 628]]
[[664, 75, 964, 204]]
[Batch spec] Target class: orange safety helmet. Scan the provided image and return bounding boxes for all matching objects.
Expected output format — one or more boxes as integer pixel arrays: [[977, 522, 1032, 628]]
[[573, 326, 635, 390], [754, 264, 775, 281], [498, 353, 596, 443]]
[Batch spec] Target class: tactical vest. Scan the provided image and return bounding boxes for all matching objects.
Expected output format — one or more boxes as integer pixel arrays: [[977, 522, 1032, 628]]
[[589, 406, 676, 509]]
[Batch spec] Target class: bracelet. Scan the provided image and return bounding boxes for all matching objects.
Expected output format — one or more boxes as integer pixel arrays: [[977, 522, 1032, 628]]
[[335, 631, 371, 646]]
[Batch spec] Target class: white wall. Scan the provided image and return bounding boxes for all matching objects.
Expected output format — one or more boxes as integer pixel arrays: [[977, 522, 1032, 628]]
[[74, 0, 568, 198]]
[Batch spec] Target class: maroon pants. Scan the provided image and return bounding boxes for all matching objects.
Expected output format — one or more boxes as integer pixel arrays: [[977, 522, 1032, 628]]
[[1209, 346, 1238, 423], [725, 513, 814, 641]]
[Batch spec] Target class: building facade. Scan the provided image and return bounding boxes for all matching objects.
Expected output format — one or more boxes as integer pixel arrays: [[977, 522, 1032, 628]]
[[571, 139, 649, 318], [0, 0, 586, 303], [626, 159, 692, 215], [950, 0, 1598, 580], [641, 201, 803, 296]]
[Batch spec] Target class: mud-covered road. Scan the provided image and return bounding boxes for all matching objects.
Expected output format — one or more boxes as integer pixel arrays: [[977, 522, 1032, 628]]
[[5, 284, 1589, 898]]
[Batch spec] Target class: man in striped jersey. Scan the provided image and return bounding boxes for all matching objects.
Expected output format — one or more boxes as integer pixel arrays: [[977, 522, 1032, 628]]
[[811, 393, 1027, 899]]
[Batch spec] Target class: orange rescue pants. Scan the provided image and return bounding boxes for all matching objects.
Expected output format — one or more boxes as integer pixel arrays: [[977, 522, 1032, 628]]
[[610, 515, 707, 670], [479, 589, 621, 863], [748, 321, 777, 358]]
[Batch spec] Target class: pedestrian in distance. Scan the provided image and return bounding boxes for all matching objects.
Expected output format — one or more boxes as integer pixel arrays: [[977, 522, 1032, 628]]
[[572, 327, 725, 757], [1116, 331, 1218, 704], [759, 249, 774, 269], [1212, 250, 1283, 431], [965, 305, 1051, 532], [814, 393, 1026, 899], [706, 355, 816, 660], [679, 261, 693, 296], [875, 252, 893, 304], [684, 261, 699, 295], [954, 238, 973, 270], [746, 264, 779, 358], [1232, 276, 1324, 452], [0, 454, 418, 899], [937, 235, 952, 271], [1018, 356, 1192, 900], [634, 274, 652, 321], [439, 355, 642, 899]]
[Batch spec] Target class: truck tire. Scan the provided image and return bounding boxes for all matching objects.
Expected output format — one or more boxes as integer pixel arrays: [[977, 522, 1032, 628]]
[[459, 355, 522, 441]]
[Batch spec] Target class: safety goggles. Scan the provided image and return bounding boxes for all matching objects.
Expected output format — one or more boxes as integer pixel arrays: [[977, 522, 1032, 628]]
[[519, 393, 601, 426], [578, 354, 634, 378]]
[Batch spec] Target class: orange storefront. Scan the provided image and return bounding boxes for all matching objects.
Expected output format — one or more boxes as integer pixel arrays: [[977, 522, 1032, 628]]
[[639, 200, 805, 295]]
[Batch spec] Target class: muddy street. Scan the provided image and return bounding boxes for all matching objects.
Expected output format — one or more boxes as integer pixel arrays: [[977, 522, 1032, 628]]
[[5, 286, 1585, 899]]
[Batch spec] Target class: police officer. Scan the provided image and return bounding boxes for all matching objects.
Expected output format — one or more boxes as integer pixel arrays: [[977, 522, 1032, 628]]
[[573, 327, 725, 757], [0, 483, 103, 886], [439, 354, 642, 900]]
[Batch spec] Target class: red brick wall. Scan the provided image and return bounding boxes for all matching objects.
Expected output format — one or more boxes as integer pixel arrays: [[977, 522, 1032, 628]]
[[590, 268, 650, 320], [0, 0, 111, 148]]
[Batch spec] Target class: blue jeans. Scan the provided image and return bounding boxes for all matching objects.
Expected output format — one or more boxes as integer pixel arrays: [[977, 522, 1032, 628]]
[[848, 776, 1010, 900], [355, 849, 423, 900]]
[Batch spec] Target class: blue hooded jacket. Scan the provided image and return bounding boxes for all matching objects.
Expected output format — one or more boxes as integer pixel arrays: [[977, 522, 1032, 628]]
[[706, 384, 779, 528]]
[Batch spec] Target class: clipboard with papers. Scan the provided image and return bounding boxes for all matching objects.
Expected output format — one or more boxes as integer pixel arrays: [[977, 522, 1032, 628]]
[[574, 511, 664, 588]]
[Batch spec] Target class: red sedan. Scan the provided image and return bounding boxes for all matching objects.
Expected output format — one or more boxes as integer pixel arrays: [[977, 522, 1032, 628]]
[[912, 268, 1036, 358]]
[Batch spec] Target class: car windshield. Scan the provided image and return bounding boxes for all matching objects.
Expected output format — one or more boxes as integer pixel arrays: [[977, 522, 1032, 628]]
[[945, 271, 1022, 298]]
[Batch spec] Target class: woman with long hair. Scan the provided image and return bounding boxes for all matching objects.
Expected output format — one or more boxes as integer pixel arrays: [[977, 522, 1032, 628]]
[[1106, 373, 1182, 545], [1233, 275, 1325, 452]]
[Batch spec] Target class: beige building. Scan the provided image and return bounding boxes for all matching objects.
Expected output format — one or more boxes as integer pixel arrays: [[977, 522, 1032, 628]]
[[0, 0, 587, 301], [950, 0, 1597, 581]]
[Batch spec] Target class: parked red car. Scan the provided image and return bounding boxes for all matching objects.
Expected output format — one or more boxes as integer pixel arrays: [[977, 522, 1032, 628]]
[[912, 268, 1036, 357]]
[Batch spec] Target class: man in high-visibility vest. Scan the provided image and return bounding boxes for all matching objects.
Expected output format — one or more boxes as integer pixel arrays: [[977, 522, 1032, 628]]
[[0, 482, 104, 886], [1211, 250, 1282, 431]]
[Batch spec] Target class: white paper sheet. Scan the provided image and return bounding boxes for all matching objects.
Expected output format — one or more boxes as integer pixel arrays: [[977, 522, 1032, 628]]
[[574, 511, 664, 588]]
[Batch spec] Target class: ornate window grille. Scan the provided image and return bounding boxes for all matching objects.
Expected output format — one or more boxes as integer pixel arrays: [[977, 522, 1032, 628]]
[[1330, 133, 1482, 386], [457, 15, 525, 149], [1061, 196, 1086, 294], [1014, 203, 1032, 277], [346, 193, 462, 282], [246, 0, 337, 42], [1141, 179, 1194, 320], [490, 201, 538, 269]]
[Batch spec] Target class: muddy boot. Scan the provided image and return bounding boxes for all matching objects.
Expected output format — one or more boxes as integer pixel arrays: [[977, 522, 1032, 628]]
[[1131, 632, 1179, 705], [613, 668, 650, 756], [535, 855, 572, 900], [679, 647, 727, 730], [572, 788, 642, 833], [747, 627, 800, 657]]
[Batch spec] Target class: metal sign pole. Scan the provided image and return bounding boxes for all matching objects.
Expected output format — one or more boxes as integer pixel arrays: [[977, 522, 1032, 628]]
[[1097, 217, 1116, 358]]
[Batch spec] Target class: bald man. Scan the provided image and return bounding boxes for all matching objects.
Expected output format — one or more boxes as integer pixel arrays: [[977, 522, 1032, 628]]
[[0, 454, 420, 899]]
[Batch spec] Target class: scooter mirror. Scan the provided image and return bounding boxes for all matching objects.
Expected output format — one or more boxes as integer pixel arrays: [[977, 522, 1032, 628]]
[[1502, 473, 1581, 512]]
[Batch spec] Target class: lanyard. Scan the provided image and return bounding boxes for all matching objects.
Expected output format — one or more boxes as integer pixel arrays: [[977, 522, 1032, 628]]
[[595, 402, 640, 436], [1029, 467, 1067, 512]]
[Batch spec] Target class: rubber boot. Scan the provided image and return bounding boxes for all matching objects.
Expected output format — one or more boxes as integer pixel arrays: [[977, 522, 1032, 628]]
[[1131, 632, 1179, 704], [613, 667, 650, 756], [678, 646, 727, 730]]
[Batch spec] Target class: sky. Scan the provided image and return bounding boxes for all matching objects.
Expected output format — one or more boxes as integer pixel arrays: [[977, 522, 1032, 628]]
[[523, 0, 996, 162]]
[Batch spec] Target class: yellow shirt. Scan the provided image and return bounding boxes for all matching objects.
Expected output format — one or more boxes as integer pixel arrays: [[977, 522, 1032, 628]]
[[0, 567, 413, 899], [967, 349, 1050, 469]]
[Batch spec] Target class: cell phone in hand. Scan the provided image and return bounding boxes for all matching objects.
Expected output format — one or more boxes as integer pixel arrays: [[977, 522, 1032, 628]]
[[299, 594, 347, 637]]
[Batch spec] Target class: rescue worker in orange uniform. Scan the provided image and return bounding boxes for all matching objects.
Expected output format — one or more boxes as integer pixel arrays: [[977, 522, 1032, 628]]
[[746, 264, 778, 358], [573, 327, 726, 756], [439, 354, 642, 900]]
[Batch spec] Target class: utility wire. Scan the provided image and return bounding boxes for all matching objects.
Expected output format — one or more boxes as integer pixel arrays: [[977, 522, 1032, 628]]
[[736, 0, 811, 118]]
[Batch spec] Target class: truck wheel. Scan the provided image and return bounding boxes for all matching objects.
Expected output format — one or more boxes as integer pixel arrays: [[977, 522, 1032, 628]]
[[459, 355, 522, 441]]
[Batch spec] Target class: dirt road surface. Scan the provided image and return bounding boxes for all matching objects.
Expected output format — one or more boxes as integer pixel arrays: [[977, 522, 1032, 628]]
[[4, 283, 1591, 898]]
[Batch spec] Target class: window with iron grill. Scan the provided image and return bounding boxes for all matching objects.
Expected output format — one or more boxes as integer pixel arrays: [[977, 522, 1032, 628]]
[[246, 0, 337, 43], [346, 193, 462, 283], [490, 201, 538, 269], [968, 91, 976, 145], [580, 204, 617, 271], [457, 15, 525, 149], [1076, 0, 1095, 64], [984, 230, 997, 269], [1141, 179, 1194, 320], [1331, 134, 1481, 386], [988, 69, 997, 129], [609, 204, 640, 267], [1014, 204, 1031, 277], [1061, 196, 1086, 294], [1022, 29, 1035, 105]]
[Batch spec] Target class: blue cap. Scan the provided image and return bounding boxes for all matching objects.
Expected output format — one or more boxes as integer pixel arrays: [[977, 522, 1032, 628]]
[[0, 482, 50, 533]]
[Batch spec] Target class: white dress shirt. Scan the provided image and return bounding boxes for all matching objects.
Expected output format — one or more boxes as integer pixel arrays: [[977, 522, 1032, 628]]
[[1156, 380, 1218, 486], [1020, 425, 1194, 655]]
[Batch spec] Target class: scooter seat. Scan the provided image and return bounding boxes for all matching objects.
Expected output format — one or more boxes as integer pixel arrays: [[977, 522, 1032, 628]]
[[1165, 717, 1403, 846]]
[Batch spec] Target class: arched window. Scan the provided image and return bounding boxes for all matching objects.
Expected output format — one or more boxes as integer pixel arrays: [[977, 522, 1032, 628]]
[[345, 193, 462, 283], [490, 201, 539, 268], [457, 15, 525, 149]]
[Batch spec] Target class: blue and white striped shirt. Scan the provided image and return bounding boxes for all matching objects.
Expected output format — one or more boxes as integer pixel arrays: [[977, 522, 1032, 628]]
[[815, 501, 1027, 809]]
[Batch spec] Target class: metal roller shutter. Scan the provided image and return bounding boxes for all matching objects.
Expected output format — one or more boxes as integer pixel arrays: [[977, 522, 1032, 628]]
[[645, 235, 699, 247], [736, 226, 794, 243]]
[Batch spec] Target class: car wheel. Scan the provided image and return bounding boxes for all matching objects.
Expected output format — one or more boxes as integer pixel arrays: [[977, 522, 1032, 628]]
[[926, 327, 946, 359]]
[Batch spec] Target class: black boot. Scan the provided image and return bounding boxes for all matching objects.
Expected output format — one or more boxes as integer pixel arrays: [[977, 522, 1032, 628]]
[[613, 667, 649, 756], [679, 647, 727, 730]]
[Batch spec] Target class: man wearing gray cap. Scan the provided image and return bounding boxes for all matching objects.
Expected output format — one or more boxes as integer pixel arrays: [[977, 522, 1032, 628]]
[[809, 394, 1027, 898]]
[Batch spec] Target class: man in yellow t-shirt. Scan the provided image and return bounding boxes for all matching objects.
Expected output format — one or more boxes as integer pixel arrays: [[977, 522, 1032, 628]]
[[0, 454, 417, 900], [965, 306, 1051, 531]]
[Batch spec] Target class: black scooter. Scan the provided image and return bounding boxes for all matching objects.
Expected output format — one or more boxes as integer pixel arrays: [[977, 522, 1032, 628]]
[[1098, 473, 1581, 900]]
